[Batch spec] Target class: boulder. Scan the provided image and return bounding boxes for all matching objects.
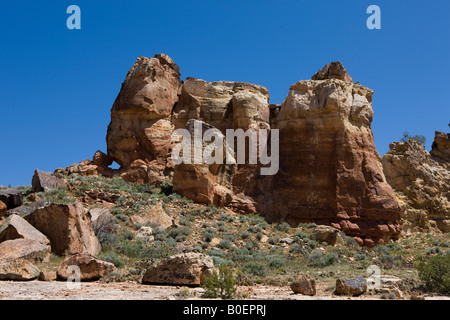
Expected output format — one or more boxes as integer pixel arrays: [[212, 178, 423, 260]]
[[0, 200, 6, 218], [0, 238, 51, 263], [0, 214, 50, 245], [290, 274, 316, 296], [32, 169, 65, 192], [313, 225, 340, 245], [0, 189, 23, 209], [0, 259, 41, 281], [92, 150, 113, 167], [24, 202, 101, 255], [89, 208, 116, 236], [142, 253, 214, 286], [335, 276, 367, 296], [57, 253, 116, 281]]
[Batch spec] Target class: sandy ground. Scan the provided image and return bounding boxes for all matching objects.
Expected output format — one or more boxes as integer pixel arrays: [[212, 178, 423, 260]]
[[0, 281, 449, 300]]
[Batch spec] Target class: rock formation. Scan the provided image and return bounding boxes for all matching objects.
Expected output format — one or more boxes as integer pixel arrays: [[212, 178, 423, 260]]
[[265, 69, 401, 246], [382, 131, 450, 233], [58, 56, 402, 245]]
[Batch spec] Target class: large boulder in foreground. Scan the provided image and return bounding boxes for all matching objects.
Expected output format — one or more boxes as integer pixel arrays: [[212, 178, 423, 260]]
[[0, 189, 23, 210], [24, 202, 101, 255], [32, 169, 65, 192], [0, 214, 50, 245], [0, 259, 40, 281], [0, 238, 51, 263], [57, 253, 116, 281], [142, 253, 214, 286]]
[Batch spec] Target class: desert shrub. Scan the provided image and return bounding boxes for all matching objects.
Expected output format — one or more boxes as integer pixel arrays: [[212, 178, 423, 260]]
[[400, 131, 426, 145], [151, 226, 167, 242], [118, 239, 145, 258], [417, 254, 450, 294], [241, 262, 267, 277], [269, 236, 280, 245], [218, 240, 233, 250], [268, 258, 285, 269], [202, 230, 215, 242], [207, 248, 226, 258], [202, 264, 237, 299], [297, 223, 316, 229], [168, 226, 191, 242], [307, 239, 317, 249], [245, 241, 260, 251], [276, 222, 290, 232], [248, 225, 262, 233], [160, 180, 173, 196], [179, 217, 191, 227], [289, 244, 308, 255], [99, 251, 125, 268], [230, 248, 250, 263], [97, 232, 118, 249], [119, 228, 135, 241], [307, 250, 339, 267], [218, 214, 235, 222], [241, 231, 251, 240]]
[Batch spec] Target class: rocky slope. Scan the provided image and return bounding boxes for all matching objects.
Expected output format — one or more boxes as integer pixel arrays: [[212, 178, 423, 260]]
[[382, 129, 450, 234]]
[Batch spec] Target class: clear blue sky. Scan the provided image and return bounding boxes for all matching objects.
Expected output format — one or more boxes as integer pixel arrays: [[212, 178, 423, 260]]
[[1, 0, 449, 187]]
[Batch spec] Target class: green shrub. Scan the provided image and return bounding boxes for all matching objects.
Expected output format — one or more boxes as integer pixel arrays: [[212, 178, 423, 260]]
[[307, 250, 339, 267], [218, 240, 233, 250], [268, 258, 285, 269], [276, 222, 290, 232], [99, 251, 125, 268], [241, 262, 267, 277], [417, 254, 450, 294], [168, 226, 191, 242], [269, 236, 280, 245], [202, 264, 237, 299]]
